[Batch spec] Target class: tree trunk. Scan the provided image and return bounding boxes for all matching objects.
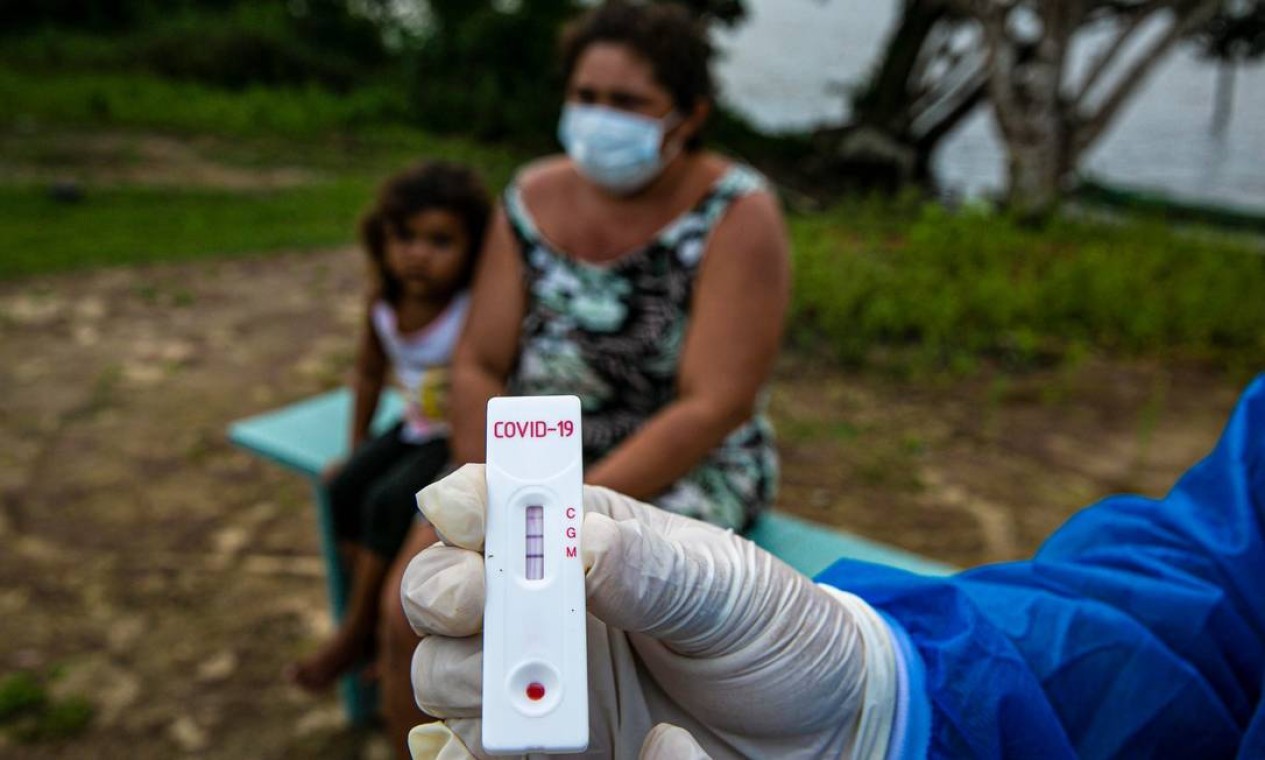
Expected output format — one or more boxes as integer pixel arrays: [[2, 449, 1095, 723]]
[[1212, 59, 1236, 135], [963, 0, 1218, 216], [1006, 124, 1071, 218], [987, 1, 1079, 218]]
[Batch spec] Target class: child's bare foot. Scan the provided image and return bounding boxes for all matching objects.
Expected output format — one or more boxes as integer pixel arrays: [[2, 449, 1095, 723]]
[[284, 634, 366, 693]]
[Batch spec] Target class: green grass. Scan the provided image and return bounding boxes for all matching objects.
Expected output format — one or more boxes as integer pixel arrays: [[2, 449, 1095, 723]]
[[0, 126, 523, 277], [0, 670, 93, 743], [790, 200, 1265, 374], [1, 66, 403, 139], [0, 181, 371, 278]]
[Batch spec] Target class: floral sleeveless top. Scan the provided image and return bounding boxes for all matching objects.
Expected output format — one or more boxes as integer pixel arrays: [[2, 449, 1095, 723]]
[[503, 164, 778, 530]]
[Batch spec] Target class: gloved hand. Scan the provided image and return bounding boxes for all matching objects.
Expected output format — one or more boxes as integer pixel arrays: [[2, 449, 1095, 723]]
[[401, 464, 900, 759]]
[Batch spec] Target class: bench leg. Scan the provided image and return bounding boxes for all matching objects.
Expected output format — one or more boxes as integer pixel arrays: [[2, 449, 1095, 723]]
[[311, 482, 379, 726]]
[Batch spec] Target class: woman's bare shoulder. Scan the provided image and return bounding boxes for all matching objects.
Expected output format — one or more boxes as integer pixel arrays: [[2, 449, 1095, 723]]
[[516, 155, 574, 196], [515, 156, 583, 228]]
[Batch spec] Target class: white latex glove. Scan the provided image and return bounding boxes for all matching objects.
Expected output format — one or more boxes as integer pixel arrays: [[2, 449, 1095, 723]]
[[402, 464, 899, 759]]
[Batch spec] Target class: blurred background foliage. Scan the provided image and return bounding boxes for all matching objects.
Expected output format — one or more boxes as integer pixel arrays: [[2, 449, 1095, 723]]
[[2, 1, 390, 90], [0, 0, 777, 149]]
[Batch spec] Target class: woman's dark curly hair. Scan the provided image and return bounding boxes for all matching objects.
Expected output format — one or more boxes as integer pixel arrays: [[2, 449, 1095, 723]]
[[559, 1, 715, 151], [358, 160, 491, 304]]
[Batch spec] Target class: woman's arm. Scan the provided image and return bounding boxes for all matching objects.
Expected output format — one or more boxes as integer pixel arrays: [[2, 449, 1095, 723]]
[[350, 303, 388, 450], [585, 189, 791, 500], [449, 205, 527, 464]]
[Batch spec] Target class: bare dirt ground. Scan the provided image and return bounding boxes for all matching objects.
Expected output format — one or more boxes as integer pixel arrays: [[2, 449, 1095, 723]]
[[0, 247, 1246, 758]]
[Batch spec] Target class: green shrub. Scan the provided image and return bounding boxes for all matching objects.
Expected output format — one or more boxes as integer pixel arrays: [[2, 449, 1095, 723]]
[[404, 0, 578, 147], [1, 2, 392, 93], [128, 5, 377, 91]]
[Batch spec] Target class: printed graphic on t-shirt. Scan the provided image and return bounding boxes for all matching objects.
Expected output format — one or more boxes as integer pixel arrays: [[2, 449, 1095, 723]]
[[405, 365, 450, 440], [418, 366, 450, 419]]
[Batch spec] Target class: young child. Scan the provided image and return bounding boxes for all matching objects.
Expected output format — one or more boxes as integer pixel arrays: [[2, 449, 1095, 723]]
[[285, 161, 490, 693]]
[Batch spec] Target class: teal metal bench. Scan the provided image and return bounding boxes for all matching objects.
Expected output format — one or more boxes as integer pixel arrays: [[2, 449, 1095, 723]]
[[747, 511, 955, 578], [228, 389, 954, 723]]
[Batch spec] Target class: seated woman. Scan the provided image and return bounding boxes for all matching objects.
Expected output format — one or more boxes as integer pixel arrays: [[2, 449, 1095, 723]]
[[375, 2, 792, 755]]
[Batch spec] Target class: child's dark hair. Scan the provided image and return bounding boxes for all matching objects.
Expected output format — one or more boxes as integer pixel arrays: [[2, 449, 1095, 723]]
[[359, 160, 490, 303], [559, 1, 714, 151]]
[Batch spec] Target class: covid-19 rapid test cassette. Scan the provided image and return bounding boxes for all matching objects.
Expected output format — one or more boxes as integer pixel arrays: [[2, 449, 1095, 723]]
[[483, 395, 588, 754]]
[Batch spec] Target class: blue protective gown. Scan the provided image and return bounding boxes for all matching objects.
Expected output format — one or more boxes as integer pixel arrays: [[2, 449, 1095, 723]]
[[817, 375, 1265, 758]]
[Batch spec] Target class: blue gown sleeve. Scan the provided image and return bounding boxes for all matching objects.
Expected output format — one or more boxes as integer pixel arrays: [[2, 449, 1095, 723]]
[[816, 374, 1265, 758]]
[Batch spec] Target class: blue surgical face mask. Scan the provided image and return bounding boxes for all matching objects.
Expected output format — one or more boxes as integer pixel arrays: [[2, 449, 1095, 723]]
[[557, 103, 681, 194]]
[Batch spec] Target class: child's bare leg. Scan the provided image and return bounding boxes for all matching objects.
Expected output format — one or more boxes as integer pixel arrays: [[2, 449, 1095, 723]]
[[380, 520, 441, 759], [286, 545, 388, 692]]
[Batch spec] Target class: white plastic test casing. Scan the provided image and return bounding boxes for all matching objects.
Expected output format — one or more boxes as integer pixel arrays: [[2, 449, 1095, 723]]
[[482, 395, 588, 754]]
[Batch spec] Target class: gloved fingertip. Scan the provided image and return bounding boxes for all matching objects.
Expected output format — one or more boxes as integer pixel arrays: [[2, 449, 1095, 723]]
[[408, 722, 474, 760], [581, 511, 622, 572], [416, 464, 486, 551], [400, 546, 484, 638], [639, 723, 711, 760]]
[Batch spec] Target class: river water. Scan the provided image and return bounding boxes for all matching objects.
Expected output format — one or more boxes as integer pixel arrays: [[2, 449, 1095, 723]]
[[713, 0, 1265, 213]]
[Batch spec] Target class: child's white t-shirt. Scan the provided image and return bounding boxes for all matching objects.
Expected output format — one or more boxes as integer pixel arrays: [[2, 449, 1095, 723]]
[[371, 292, 470, 443]]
